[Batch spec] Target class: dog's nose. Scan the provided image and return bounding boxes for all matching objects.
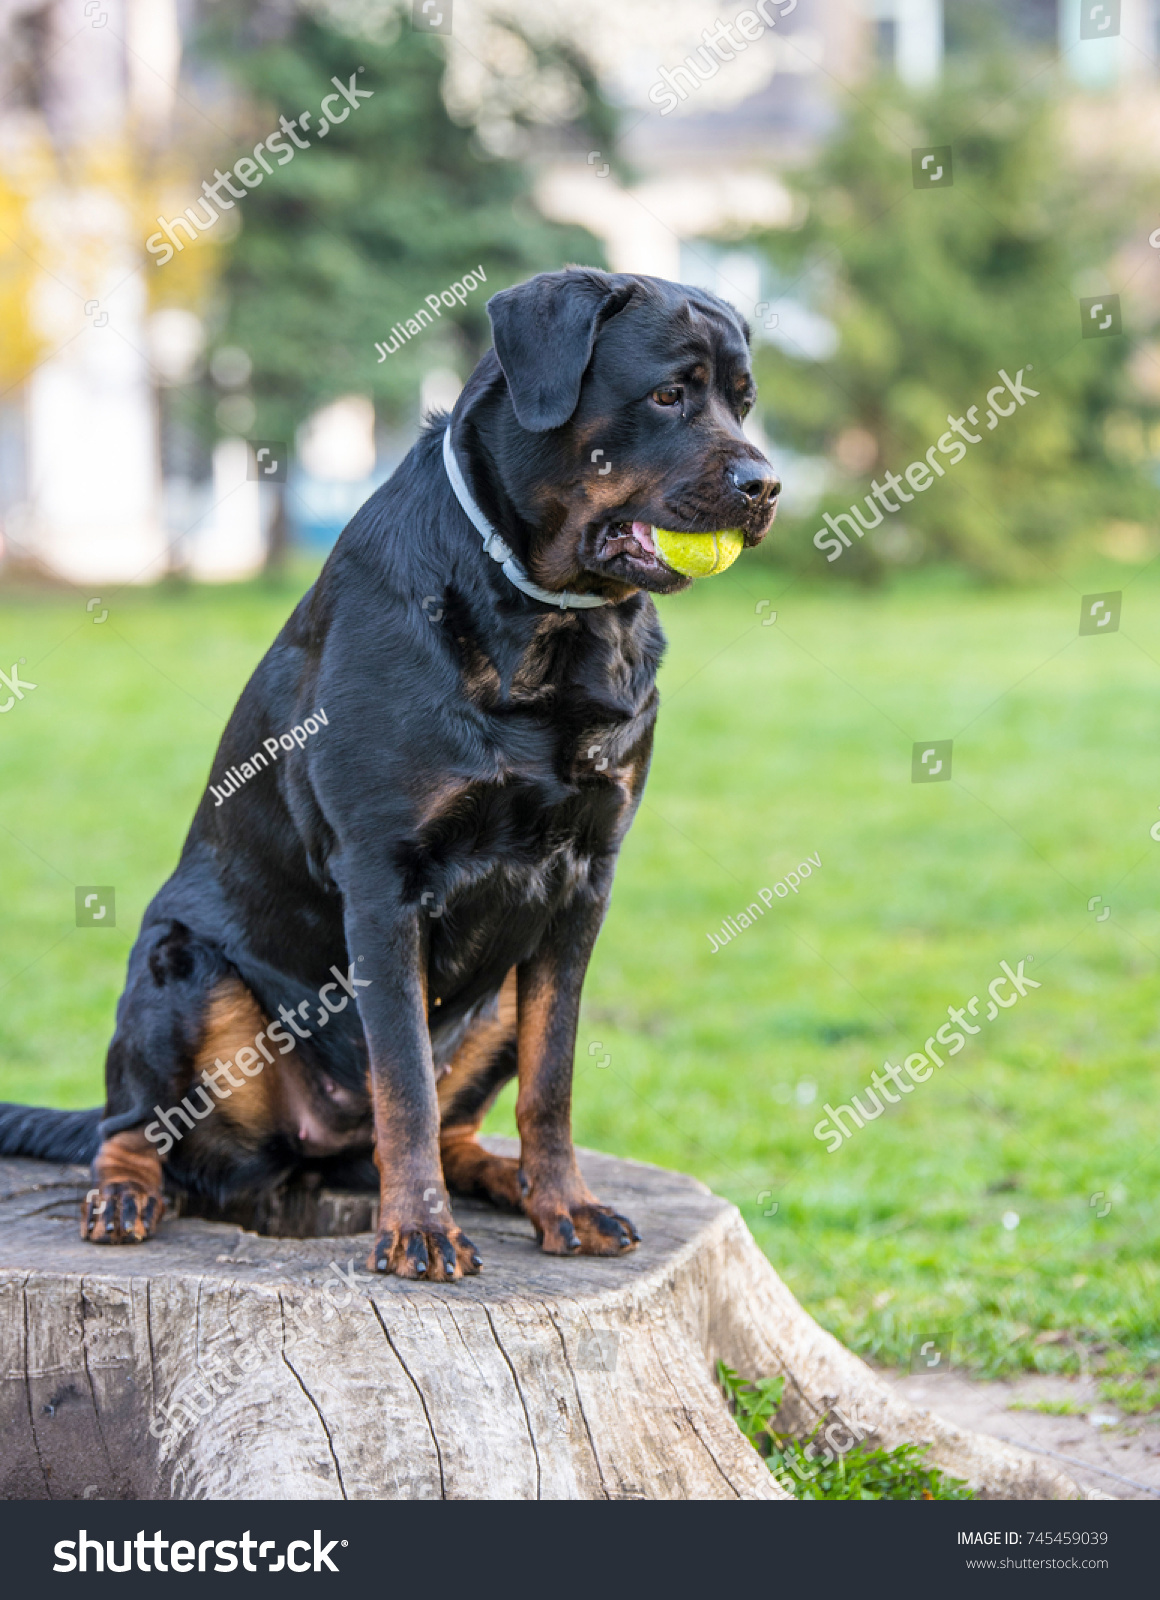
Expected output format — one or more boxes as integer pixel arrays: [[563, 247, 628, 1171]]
[[730, 459, 781, 506]]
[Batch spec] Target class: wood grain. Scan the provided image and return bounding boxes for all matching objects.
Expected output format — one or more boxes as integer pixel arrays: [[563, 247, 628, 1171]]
[[0, 1144, 1098, 1501]]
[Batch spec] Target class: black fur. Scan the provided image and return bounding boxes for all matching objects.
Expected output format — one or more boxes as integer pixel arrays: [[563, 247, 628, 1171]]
[[0, 1104, 101, 1165], [5, 269, 780, 1274]]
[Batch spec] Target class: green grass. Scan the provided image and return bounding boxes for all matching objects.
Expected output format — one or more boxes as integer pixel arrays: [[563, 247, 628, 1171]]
[[717, 1362, 973, 1499], [1097, 1377, 1160, 1414], [1006, 1398, 1086, 1416], [3, 557, 1159, 1378]]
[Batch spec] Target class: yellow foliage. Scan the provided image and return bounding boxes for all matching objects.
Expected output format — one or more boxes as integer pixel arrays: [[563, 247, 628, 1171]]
[[0, 131, 54, 389], [0, 124, 218, 390]]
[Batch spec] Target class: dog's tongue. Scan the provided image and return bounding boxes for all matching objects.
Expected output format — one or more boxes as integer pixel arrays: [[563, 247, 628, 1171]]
[[631, 521, 657, 556]]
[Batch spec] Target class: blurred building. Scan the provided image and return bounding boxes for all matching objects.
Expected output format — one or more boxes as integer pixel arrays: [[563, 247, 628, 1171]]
[[530, 0, 1160, 507], [537, 0, 1160, 296], [0, 0, 271, 583], [2, 0, 1158, 578], [0, 0, 182, 582]]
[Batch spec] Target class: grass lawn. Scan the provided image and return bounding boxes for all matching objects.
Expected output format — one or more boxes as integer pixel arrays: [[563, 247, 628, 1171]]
[[2, 555, 1158, 1381]]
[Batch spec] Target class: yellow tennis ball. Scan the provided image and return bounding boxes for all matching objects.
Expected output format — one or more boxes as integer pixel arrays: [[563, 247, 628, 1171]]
[[653, 527, 745, 578]]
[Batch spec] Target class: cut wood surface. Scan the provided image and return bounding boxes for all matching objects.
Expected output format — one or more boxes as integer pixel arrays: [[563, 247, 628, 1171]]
[[0, 1142, 1098, 1501]]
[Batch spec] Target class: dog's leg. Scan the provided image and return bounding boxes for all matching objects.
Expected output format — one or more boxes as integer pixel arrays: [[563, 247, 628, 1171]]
[[81, 1127, 165, 1244], [81, 922, 284, 1244], [348, 906, 481, 1281], [438, 970, 522, 1209], [515, 895, 640, 1256]]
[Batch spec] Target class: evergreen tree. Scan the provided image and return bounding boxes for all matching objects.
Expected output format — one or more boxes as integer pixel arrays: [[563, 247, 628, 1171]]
[[195, 2, 606, 441], [752, 55, 1160, 580]]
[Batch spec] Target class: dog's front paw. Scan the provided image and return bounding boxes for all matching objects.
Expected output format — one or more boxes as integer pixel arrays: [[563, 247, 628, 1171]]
[[524, 1187, 640, 1257], [80, 1183, 164, 1244], [366, 1219, 482, 1281]]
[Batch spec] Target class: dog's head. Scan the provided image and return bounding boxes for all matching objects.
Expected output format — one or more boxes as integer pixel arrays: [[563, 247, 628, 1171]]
[[453, 268, 780, 600]]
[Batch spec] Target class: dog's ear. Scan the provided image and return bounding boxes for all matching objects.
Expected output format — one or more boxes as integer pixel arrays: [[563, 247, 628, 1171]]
[[487, 271, 635, 432]]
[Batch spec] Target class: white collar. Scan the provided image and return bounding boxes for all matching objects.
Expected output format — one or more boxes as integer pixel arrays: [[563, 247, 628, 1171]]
[[442, 425, 609, 610]]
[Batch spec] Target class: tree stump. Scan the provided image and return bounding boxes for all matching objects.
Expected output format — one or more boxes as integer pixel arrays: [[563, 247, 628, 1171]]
[[0, 1143, 1095, 1501]]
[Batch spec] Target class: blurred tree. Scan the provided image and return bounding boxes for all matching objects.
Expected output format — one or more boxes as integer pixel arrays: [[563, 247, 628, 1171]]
[[752, 53, 1160, 581], [195, 0, 607, 445]]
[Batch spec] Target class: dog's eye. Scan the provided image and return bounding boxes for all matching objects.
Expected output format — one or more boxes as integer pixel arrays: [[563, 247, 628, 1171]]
[[651, 386, 683, 408]]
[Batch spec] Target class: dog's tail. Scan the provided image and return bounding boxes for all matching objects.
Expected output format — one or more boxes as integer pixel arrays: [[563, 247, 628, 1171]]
[[0, 1103, 102, 1164]]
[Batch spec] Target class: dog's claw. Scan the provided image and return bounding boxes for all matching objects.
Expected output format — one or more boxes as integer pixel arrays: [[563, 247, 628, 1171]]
[[366, 1222, 481, 1281], [80, 1182, 163, 1245], [592, 1211, 637, 1250], [527, 1194, 641, 1257], [406, 1234, 430, 1277]]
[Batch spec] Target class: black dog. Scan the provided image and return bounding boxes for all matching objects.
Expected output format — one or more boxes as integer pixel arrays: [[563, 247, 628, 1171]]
[[0, 268, 779, 1280]]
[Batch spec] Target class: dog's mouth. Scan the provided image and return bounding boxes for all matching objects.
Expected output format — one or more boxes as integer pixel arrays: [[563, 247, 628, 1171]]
[[598, 520, 667, 574], [594, 518, 749, 592]]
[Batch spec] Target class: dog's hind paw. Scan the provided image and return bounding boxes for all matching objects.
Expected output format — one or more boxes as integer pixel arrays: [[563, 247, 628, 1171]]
[[80, 1183, 164, 1244], [440, 1133, 524, 1211]]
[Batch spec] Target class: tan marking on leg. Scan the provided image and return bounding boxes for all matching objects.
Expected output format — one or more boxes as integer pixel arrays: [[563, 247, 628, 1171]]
[[436, 969, 518, 1118], [192, 976, 278, 1139], [93, 1125, 162, 1191], [440, 1125, 523, 1209], [515, 966, 639, 1256], [514, 974, 567, 1157], [81, 1127, 165, 1244], [437, 970, 521, 1207]]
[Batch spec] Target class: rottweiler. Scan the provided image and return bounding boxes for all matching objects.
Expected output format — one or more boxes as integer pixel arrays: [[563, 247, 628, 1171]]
[[0, 268, 780, 1279]]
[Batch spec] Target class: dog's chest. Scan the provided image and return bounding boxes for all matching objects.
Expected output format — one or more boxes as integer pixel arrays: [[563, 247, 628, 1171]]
[[405, 606, 659, 995], [414, 772, 618, 1007], [406, 714, 648, 996], [407, 758, 628, 902]]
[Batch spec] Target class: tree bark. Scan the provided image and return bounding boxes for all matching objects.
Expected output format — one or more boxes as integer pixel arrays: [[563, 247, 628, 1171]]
[[0, 1144, 1097, 1501]]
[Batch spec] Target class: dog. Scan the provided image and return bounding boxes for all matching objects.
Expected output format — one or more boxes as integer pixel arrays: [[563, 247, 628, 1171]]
[[0, 267, 779, 1280]]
